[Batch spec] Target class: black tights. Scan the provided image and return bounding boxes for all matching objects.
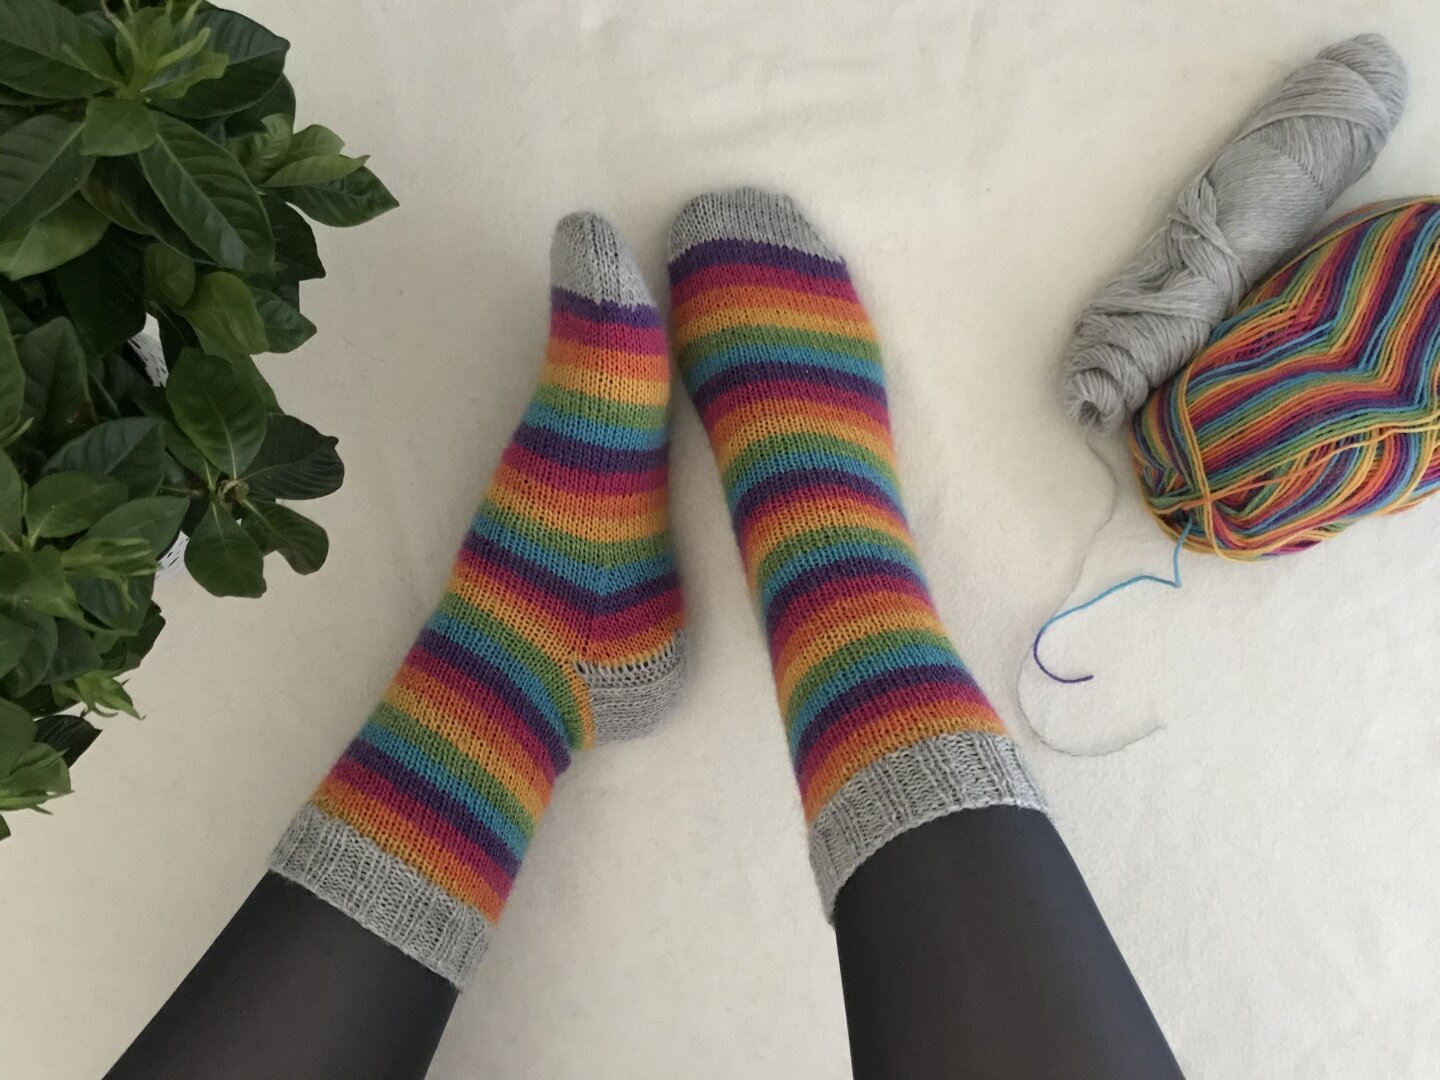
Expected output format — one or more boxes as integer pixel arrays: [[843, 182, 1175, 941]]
[[106, 806, 1182, 1079]]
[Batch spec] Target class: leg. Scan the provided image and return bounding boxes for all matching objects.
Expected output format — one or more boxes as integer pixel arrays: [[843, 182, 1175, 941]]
[[667, 188, 1180, 1077], [834, 808, 1183, 1079], [104, 214, 687, 1076], [107, 875, 456, 1080]]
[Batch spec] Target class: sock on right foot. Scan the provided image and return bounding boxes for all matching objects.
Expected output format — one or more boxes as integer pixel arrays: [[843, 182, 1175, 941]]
[[668, 188, 1046, 913]]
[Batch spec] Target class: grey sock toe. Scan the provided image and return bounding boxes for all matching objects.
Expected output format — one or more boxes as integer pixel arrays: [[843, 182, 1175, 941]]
[[551, 212, 655, 308], [668, 188, 841, 262]]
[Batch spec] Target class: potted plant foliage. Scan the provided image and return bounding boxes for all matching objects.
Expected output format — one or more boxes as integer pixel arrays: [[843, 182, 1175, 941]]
[[0, 0, 396, 839]]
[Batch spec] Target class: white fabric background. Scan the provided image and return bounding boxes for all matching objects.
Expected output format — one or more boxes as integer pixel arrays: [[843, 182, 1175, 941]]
[[4, 1, 1439, 1076]]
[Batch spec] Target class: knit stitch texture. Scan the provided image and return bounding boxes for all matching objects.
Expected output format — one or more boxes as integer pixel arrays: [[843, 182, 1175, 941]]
[[669, 188, 1046, 914], [272, 213, 686, 985]]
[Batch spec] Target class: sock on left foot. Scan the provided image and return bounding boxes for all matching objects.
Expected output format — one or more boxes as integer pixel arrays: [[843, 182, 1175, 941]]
[[271, 213, 686, 986]]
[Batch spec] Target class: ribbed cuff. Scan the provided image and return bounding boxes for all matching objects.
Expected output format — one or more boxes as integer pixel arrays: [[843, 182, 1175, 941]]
[[808, 731, 1048, 918], [270, 804, 492, 987]]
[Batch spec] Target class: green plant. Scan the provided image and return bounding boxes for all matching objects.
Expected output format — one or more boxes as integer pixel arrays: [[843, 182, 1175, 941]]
[[0, 0, 396, 839]]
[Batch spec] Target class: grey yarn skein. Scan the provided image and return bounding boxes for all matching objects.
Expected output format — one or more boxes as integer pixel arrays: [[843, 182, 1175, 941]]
[[1062, 34, 1408, 433]]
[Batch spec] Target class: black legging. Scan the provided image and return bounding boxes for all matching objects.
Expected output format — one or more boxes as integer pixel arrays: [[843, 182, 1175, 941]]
[[105, 806, 1182, 1079]]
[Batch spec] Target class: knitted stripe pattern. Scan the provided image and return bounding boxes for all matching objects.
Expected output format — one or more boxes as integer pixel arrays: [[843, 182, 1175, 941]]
[[272, 214, 685, 985], [668, 189, 1044, 912], [1132, 197, 1440, 558]]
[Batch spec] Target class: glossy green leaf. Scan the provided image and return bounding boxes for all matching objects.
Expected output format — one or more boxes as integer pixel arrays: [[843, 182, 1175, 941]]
[[45, 417, 164, 498], [34, 712, 98, 766], [0, 696, 32, 753], [51, 230, 146, 357], [63, 532, 153, 578], [18, 317, 92, 445], [142, 240, 195, 308], [159, 8, 288, 119], [81, 157, 208, 263], [181, 271, 266, 356], [25, 470, 126, 537], [165, 349, 266, 476], [0, 303, 22, 434], [143, 47, 227, 103], [55, 669, 135, 717], [135, 111, 273, 273], [242, 499, 326, 574], [228, 112, 290, 183], [0, 453, 21, 539], [228, 349, 276, 413], [286, 124, 343, 161], [185, 500, 263, 597], [0, 283, 32, 333], [0, 115, 93, 240], [0, 551, 81, 627], [0, 741, 69, 808], [223, 74, 292, 136], [81, 96, 157, 157], [0, 0, 112, 99], [0, 105, 32, 135], [0, 195, 108, 280], [162, 419, 211, 479], [0, 607, 54, 696], [263, 153, 366, 189], [263, 193, 322, 282], [250, 286, 314, 354], [281, 167, 397, 228], [43, 619, 99, 682], [243, 415, 342, 500], [0, 610, 35, 679], [111, 601, 161, 671], [72, 561, 149, 634], [84, 493, 185, 559]]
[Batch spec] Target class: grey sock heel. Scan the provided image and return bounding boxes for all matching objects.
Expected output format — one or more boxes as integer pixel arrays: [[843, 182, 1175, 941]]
[[579, 630, 688, 743]]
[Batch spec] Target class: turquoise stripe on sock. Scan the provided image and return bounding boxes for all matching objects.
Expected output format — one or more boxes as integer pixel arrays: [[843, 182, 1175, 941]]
[[357, 722, 530, 857], [684, 342, 884, 392], [725, 451, 902, 516], [427, 608, 569, 741]]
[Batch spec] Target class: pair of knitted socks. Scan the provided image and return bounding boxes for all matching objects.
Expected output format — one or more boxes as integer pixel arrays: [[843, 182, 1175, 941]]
[[271, 189, 1046, 986]]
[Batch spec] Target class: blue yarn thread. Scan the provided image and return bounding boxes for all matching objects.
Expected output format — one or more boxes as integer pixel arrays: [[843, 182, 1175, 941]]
[[1031, 521, 1194, 684]]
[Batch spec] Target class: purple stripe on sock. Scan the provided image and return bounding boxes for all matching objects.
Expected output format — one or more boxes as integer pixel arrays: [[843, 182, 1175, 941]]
[[511, 423, 667, 474], [687, 362, 888, 417], [732, 467, 904, 534], [668, 239, 848, 284], [763, 555, 928, 640], [550, 287, 661, 328], [346, 737, 523, 877], [414, 628, 572, 773], [792, 664, 980, 764]]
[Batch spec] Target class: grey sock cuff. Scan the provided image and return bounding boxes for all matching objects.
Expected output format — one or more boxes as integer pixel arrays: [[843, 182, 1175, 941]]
[[808, 731, 1048, 918], [269, 804, 492, 987]]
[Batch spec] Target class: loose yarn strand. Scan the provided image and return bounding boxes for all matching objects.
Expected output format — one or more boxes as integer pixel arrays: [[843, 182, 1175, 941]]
[[1030, 520, 1193, 685], [1015, 436, 1176, 756]]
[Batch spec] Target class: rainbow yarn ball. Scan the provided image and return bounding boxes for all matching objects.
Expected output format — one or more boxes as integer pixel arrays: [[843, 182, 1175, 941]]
[[1130, 198, 1440, 559]]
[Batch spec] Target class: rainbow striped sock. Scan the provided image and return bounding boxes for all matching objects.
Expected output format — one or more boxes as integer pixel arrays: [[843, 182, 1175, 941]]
[[271, 214, 686, 985], [669, 189, 1045, 913]]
